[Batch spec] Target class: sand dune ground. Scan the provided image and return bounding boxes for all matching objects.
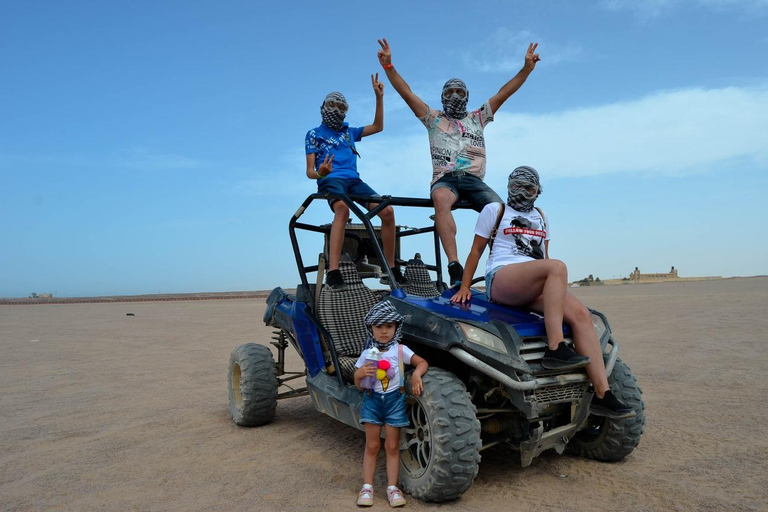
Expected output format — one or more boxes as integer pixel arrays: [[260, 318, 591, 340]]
[[1, 277, 767, 511]]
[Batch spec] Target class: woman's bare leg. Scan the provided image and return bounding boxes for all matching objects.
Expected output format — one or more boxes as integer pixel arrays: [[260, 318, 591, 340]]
[[494, 263, 628, 413], [489, 259, 569, 349], [529, 292, 610, 396]]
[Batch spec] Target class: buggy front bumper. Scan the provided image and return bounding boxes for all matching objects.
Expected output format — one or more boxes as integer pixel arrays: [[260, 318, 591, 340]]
[[449, 337, 619, 391]]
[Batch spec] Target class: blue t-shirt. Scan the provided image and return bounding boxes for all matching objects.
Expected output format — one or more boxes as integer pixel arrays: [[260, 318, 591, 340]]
[[305, 123, 364, 181]]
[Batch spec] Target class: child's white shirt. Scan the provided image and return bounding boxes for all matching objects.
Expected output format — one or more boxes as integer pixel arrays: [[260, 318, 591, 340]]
[[354, 342, 415, 394]]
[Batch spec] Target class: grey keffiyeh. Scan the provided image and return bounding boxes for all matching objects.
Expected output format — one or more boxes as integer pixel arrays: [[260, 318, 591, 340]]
[[507, 165, 543, 212], [363, 301, 404, 352], [441, 78, 469, 120], [320, 91, 348, 132]]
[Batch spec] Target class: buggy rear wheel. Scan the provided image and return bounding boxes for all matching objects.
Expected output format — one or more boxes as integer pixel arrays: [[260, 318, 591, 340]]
[[567, 358, 645, 461], [228, 343, 278, 427], [399, 368, 481, 502]]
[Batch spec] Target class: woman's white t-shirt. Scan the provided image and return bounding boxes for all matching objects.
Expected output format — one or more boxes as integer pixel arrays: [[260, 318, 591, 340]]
[[474, 202, 550, 274]]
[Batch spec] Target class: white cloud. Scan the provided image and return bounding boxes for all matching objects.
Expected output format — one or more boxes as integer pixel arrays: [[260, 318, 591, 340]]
[[600, 0, 768, 17], [360, 85, 768, 191], [261, 85, 768, 202], [462, 28, 582, 73], [485, 85, 768, 179]]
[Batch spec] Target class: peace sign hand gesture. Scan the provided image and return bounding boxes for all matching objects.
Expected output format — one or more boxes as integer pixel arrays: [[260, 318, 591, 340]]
[[318, 154, 334, 177], [371, 72, 384, 97], [377, 38, 392, 67], [524, 42, 541, 72]]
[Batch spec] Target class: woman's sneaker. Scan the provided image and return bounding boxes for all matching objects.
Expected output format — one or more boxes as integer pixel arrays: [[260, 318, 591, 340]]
[[386, 485, 406, 507], [541, 342, 591, 370], [357, 484, 374, 506], [590, 390, 636, 419]]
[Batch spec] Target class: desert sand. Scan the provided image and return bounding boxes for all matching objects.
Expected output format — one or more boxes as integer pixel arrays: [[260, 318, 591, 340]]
[[1, 277, 767, 511]]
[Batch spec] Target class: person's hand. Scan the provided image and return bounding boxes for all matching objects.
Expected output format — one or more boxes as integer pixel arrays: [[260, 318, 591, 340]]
[[371, 72, 384, 97], [317, 154, 334, 177], [450, 286, 472, 304], [411, 374, 423, 396], [377, 38, 392, 67], [360, 362, 377, 378], [524, 42, 540, 72]]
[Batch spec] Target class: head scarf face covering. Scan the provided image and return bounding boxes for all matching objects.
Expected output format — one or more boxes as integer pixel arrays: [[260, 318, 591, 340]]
[[363, 301, 404, 352], [441, 78, 469, 120], [320, 92, 348, 131], [507, 165, 543, 212]]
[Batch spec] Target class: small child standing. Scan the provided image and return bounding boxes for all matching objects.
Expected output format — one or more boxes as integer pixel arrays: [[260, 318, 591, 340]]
[[354, 301, 428, 507]]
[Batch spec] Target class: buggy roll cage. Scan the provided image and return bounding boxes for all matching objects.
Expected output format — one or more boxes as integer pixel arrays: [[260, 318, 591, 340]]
[[288, 192, 476, 293]]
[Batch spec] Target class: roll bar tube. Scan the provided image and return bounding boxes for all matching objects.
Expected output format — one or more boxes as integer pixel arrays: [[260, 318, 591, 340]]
[[288, 193, 476, 290]]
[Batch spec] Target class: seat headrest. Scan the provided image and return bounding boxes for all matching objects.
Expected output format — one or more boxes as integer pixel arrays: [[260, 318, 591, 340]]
[[338, 260, 363, 285], [405, 260, 432, 284]]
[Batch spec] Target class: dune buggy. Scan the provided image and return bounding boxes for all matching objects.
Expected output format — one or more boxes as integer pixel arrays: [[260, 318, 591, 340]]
[[227, 193, 645, 502]]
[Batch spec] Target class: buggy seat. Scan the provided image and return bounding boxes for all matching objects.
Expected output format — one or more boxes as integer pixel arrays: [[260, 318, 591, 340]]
[[402, 258, 441, 298], [316, 261, 378, 383]]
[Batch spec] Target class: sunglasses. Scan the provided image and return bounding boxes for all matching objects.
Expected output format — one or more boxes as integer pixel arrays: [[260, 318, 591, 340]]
[[442, 88, 467, 100], [325, 101, 348, 114]]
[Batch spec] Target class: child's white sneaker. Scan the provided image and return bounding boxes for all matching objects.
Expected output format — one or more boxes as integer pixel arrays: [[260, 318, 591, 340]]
[[357, 484, 374, 506], [386, 485, 406, 507]]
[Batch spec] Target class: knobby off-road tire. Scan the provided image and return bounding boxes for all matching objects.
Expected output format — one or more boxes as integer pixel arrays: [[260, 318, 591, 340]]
[[228, 343, 278, 427], [567, 358, 645, 461], [400, 367, 481, 502]]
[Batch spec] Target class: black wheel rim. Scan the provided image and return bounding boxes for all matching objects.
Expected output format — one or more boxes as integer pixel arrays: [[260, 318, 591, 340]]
[[574, 415, 608, 445], [401, 397, 432, 478]]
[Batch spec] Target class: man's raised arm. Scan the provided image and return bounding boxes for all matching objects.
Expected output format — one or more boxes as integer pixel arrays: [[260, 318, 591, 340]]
[[361, 73, 385, 137], [377, 38, 428, 119], [488, 42, 541, 114]]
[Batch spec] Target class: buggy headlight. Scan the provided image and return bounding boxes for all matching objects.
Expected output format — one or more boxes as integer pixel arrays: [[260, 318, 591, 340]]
[[591, 314, 608, 340], [458, 323, 508, 355]]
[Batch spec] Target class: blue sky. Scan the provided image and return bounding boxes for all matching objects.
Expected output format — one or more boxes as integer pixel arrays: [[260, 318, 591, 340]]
[[2, 0, 767, 298]]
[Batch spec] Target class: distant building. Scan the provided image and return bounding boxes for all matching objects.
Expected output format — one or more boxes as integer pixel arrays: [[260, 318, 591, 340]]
[[593, 267, 721, 286], [630, 266, 678, 282]]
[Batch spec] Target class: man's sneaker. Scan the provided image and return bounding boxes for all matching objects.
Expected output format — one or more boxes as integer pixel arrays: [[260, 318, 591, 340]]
[[357, 484, 374, 506], [325, 269, 348, 291], [380, 268, 408, 286], [386, 485, 406, 507], [541, 342, 591, 370], [590, 390, 636, 419], [448, 261, 464, 286]]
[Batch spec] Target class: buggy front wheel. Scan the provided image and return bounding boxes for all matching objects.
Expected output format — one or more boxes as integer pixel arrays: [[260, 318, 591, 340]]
[[567, 358, 645, 461], [399, 367, 481, 502], [228, 343, 278, 427]]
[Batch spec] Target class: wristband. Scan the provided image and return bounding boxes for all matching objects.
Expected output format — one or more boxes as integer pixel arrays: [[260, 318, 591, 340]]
[[316, 170, 323, 179], [383, 63, 393, 70]]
